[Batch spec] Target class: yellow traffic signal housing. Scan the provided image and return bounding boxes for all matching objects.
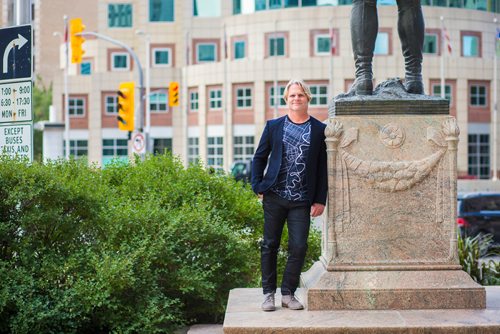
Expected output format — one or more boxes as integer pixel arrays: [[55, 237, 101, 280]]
[[69, 18, 86, 64], [117, 82, 135, 131], [169, 81, 180, 107]]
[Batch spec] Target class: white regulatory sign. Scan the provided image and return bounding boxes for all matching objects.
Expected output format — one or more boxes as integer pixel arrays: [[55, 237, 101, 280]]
[[0, 80, 32, 123], [132, 132, 146, 154], [0, 123, 32, 160]]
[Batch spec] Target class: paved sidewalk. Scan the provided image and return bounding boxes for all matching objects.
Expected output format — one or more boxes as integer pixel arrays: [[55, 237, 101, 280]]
[[187, 324, 223, 334]]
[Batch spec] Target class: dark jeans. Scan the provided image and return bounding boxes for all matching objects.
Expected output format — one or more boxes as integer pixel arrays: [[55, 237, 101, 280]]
[[261, 192, 310, 295]]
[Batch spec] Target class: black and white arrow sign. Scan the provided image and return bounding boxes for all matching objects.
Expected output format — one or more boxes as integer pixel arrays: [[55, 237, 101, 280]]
[[0, 25, 32, 81]]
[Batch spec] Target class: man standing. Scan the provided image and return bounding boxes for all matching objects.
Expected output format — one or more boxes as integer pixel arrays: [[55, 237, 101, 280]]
[[251, 79, 328, 311]]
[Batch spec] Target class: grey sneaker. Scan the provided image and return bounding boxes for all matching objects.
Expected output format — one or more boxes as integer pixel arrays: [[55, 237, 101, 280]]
[[281, 294, 304, 310], [261, 292, 275, 311]]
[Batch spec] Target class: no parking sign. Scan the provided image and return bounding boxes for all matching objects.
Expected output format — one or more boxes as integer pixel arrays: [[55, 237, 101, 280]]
[[132, 132, 145, 154]]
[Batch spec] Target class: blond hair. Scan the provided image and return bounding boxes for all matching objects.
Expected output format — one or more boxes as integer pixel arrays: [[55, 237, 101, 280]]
[[283, 79, 312, 102]]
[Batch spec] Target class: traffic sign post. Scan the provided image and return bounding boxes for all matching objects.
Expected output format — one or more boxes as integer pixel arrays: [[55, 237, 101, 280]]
[[0, 123, 32, 159], [0, 25, 32, 82], [0, 80, 32, 123], [132, 132, 146, 155], [0, 24, 33, 162]]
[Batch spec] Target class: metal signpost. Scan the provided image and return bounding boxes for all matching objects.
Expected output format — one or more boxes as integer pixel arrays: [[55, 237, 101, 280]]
[[0, 24, 33, 162]]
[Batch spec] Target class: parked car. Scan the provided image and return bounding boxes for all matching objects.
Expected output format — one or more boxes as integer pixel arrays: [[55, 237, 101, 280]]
[[231, 160, 252, 183], [457, 192, 500, 244]]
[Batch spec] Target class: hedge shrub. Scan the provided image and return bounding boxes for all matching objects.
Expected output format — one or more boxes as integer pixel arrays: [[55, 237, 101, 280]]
[[0, 155, 321, 333]]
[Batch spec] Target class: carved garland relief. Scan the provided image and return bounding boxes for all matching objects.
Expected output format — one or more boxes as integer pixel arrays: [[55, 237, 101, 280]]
[[324, 117, 460, 265]]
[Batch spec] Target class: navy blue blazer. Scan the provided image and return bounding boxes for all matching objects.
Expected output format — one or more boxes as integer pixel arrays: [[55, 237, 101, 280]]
[[251, 115, 328, 206]]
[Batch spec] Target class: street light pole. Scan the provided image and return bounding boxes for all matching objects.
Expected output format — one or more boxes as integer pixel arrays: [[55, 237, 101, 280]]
[[63, 15, 70, 160], [78, 31, 144, 133], [493, 17, 498, 181], [136, 30, 151, 153]]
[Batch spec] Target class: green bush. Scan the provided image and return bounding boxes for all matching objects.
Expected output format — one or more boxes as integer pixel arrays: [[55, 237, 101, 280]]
[[458, 233, 500, 286], [0, 154, 322, 332]]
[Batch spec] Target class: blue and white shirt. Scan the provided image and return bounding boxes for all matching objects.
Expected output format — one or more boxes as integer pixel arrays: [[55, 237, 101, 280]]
[[271, 116, 311, 201]]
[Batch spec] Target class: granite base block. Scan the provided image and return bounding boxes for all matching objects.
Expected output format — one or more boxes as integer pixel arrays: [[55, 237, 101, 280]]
[[301, 262, 486, 310], [222, 287, 500, 334]]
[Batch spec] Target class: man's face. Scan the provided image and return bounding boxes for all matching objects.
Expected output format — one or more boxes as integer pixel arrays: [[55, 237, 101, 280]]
[[286, 84, 309, 114]]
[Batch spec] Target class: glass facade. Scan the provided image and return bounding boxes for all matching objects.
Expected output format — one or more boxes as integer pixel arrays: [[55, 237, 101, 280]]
[[150, 93, 168, 112], [63, 140, 88, 160], [462, 35, 480, 57], [432, 84, 452, 103], [269, 37, 285, 56], [423, 33, 438, 54], [188, 137, 199, 164], [209, 89, 222, 109], [193, 0, 221, 17], [236, 88, 252, 108], [197, 43, 216, 62], [269, 85, 286, 107], [234, 40, 246, 59], [207, 136, 224, 168], [149, 0, 174, 22], [108, 4, 132, 28], [374, 32, 389, 55], [105, 95, 118, 114], [69, 98, 84, 116], [470, 85, 487, 106], [233, 0, 500, 14], [310, 85, 328, 106], [468, 134, 490, 179], [154, 48, 171, 66], [153, 138, 172, 154], [102, 138, 129, 166], [234, 136, 255, 161]]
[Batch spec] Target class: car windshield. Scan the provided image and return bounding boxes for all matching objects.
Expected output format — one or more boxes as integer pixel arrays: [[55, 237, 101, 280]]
[[462, 195, 500, 212]]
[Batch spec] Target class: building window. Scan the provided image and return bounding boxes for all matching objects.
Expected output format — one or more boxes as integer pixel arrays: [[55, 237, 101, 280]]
[[112, 52, 130, 71], [150, 92, 168, 112], [462, 33, 481, 57], [153, 138, 172, 154], [309, 85, 328, 106], [374, 32, 389, 55], [269, 35, 285, 56], [470, 84, 487, 107], [80, 61, 91, 75], [63, 140, 88, 159], [149, 0, 174, 22], [431, 84, 452, 103], [108, 3, 132, 28], [207, 136, 223, 168], [153, 48, 172, 67], [197, 43, 217, 62], [423, 33, 438, 54], [102, 138, 129, 165], [234, 40, 245, 59], [209, 89, 222, 110], [188, 137, 199, 164], [69, 97, 85, 116], [190, 91, 199, 111], [193, 0, 221, 17], [234, 136, 254, 161], [236, 88, 252, 108], [315, 34, 331, 55], [105, 95, 118, 114], [269, 85, 286, 107], [468, 134, 489, 179]]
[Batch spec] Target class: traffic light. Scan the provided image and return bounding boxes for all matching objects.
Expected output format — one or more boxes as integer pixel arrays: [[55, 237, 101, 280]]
[[69, 18, 86, 64], [117, 82, 135, 131], [169, 81, 180, 107]]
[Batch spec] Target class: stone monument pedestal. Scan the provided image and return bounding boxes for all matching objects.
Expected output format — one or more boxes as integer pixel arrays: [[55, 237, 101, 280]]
[[302, 83, 485, 311]]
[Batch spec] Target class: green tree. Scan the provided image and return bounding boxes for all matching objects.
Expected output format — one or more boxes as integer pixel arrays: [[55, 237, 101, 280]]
[[32, 76, 52, 162]]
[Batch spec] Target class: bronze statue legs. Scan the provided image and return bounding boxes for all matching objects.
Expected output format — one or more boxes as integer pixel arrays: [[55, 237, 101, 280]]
[[350, 0, 424, 95]]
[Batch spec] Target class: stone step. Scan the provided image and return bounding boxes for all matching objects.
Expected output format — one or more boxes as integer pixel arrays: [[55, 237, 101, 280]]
[[223, 287, 500, 334]]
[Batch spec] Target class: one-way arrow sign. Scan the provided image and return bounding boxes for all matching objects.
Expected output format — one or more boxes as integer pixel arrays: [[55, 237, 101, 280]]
[[0, 25, 32, 81]]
